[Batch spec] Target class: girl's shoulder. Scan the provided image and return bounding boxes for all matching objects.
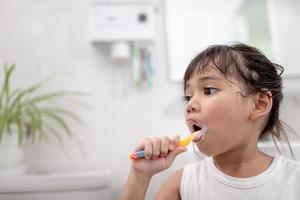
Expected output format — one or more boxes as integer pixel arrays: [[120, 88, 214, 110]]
[[183, 157, 211, 174], [273, 156, 300, 193], [181, 157, 211, 185], [155, 169, 183, 199], [277, 155, 300, 174], [180, 157, 211, 199]]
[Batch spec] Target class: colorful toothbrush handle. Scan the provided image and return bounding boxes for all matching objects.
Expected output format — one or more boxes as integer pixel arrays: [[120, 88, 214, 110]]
[[129, 143, 188, 160], [129, 150, 145, 160], [129, 129, 207, 160]]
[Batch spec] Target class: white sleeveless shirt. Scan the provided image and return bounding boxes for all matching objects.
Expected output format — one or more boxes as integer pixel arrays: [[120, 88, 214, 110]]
[[180, 156, 300, 200]]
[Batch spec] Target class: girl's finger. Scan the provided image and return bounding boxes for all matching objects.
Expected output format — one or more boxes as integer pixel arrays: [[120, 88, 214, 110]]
[[160, 137, 170, 157], [134, 141, 145, 152], [166, 146, 187, 166], [169, 135, 180, 151], [152, 137, 162, 159], [143, 138, 153, 160]]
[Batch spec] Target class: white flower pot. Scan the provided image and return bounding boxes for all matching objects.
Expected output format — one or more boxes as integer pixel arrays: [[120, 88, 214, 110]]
[[23, 135, 95, 174], [0, 134, 26, 175]]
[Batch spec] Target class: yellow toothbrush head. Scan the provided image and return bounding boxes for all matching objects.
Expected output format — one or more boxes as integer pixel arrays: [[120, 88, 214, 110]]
[[179, 126, 207, 147], [179, 132, 198, 147]]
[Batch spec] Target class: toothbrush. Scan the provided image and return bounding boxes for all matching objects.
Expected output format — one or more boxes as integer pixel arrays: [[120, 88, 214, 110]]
[[129, 128, 207, 160]]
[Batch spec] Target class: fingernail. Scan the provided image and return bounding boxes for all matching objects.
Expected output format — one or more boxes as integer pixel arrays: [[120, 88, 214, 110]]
[[169, 144, 174, 150]]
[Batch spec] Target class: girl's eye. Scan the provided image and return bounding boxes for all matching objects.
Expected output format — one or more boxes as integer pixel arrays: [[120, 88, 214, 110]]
[[183, 95, 192, 103], [204, 87, 219, 95]]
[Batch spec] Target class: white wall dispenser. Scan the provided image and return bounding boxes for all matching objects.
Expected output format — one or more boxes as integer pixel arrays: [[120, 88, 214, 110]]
[[88, 1, 157, 87]]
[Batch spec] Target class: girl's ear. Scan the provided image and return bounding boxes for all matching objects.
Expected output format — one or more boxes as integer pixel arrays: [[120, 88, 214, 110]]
[[249, 90, 273, 121]]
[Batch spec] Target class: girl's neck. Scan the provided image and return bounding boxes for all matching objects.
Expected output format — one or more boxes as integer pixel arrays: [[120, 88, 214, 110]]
[[212, 145, 273, 178]]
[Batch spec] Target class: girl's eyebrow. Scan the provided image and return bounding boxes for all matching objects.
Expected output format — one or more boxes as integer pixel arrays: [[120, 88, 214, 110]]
[[198, 75, 222, 82], [185, 76, 222, 89], [185, 75, 223, 91]]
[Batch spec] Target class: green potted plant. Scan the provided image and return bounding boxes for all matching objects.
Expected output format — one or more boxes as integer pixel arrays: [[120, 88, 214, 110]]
[[0, 64, 84, 174]]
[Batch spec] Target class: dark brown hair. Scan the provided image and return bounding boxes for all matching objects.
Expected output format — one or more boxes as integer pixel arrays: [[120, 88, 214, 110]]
[[184, 43, 294, 158]]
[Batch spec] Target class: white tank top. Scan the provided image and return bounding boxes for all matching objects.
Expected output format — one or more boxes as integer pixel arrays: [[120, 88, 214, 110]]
[[180, 156, 300, 200]]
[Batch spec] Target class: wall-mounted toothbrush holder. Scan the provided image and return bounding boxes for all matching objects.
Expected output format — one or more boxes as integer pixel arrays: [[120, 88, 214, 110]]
[[88, 1, 158, 87]]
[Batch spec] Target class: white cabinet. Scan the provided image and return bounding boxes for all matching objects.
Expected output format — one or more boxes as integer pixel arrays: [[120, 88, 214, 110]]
[[88, 2, 156, 42]]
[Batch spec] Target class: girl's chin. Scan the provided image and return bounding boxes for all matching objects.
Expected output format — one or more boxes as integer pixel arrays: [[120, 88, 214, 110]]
[[196, 141, 216, 156], [196, 144, 209, 154]]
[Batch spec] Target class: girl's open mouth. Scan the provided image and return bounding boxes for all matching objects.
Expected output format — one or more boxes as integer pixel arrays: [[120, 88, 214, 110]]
[[192, 124, 202, 132], [192, 124, 208, 142]]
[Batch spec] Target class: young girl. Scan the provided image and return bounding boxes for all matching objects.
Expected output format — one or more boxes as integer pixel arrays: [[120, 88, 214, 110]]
[[120, 43, 300, 200]]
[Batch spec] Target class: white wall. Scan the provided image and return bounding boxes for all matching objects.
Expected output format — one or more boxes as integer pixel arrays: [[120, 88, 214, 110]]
[[0, 0, 300, 199], [0, 0, 187, 199]]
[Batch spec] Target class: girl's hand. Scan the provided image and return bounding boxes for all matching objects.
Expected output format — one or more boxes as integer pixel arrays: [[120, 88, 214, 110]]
[[131, 135, 187, 177]]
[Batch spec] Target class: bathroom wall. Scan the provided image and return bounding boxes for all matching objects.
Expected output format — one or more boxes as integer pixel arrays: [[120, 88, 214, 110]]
[[0, 0, 187, 199], [0, 0, 300, 199]]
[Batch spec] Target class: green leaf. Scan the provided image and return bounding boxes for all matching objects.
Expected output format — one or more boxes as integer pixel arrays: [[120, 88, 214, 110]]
[[42, 111, 72, 136], [0, 64, 15, 108], [16, 118, 23, 146], [25, 104, 45, 144], [20, 91, 80, 109], [7, 81, 45, 112], [44, 124, 63, 143], [40, 107, 82, 123], [1, 64, 86, 145]]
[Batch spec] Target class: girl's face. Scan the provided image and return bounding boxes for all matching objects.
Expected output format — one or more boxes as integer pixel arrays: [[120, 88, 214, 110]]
[[184, 66, 255, 156]]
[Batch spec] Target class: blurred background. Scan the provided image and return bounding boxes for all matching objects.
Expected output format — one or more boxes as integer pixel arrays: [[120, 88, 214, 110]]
[[0, 0, 300, 199]]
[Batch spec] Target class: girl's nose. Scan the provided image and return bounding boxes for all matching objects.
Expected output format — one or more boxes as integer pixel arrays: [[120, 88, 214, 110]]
[[186, 96, 200, 113]]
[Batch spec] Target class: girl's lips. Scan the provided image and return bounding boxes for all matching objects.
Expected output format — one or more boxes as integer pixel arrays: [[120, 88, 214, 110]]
[[187, 119, 198, 125], [187, 119, 201, 126], [193, 131, 204, 143], [187, 119, 204, 131]]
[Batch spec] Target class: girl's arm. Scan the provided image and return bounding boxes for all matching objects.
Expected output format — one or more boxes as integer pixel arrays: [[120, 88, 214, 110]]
[[154, 169, 183, 200], [120, 136, 187, 200], [120, 169, 152, 200]]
